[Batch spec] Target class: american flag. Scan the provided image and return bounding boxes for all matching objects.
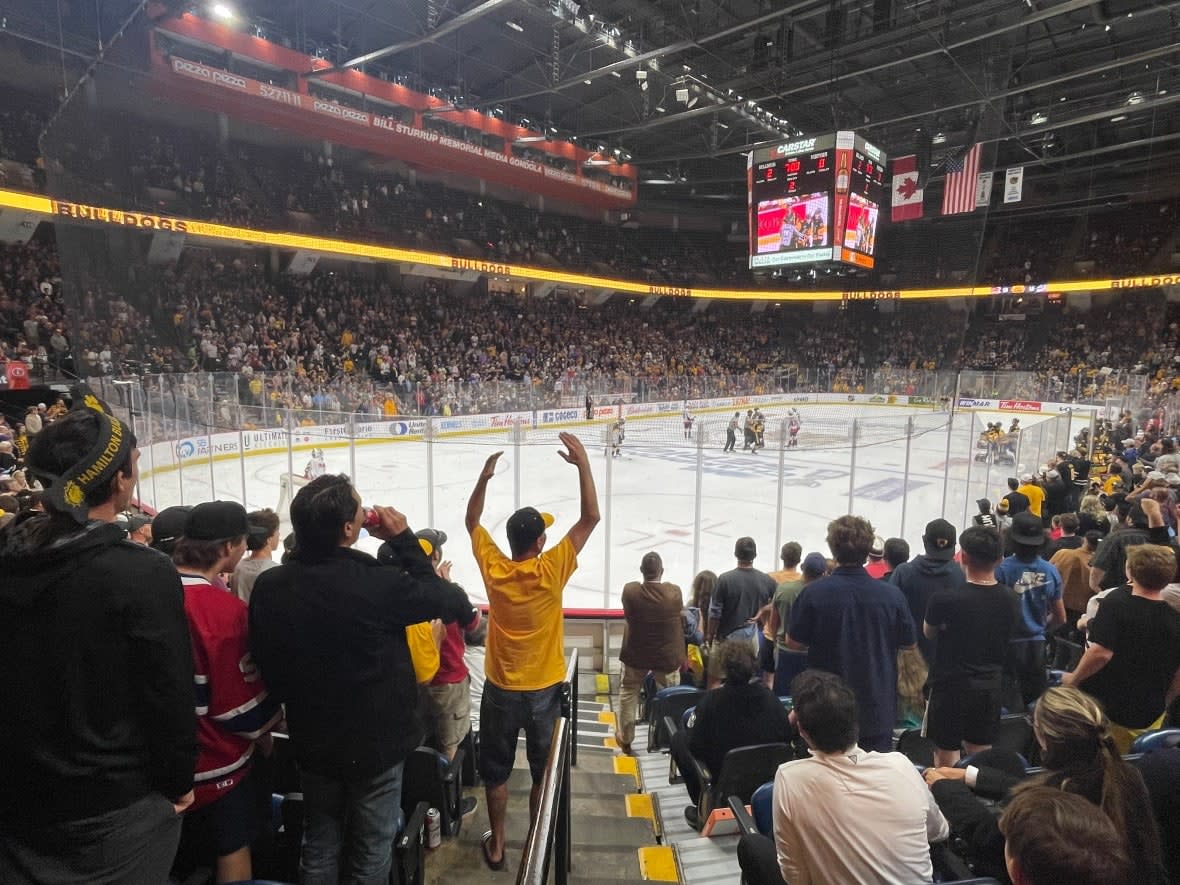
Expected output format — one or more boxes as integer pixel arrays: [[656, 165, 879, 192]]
[[941, 143, 982, 215]]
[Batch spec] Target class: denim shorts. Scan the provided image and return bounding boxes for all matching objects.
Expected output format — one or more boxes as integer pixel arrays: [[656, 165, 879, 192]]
[[478, 681, 563, 786]]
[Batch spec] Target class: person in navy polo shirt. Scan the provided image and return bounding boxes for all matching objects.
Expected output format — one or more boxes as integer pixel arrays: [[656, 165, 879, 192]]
[[787, 514, 916, 752]]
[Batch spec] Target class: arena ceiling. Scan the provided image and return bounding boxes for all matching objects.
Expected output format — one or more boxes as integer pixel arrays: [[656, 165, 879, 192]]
[[11, 0, 1180, 209], [267, 0, 1180, 208]]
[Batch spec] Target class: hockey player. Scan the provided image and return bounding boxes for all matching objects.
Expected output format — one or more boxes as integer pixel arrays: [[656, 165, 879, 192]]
[[610, 419, 625, 458], [787, 408, 802, 448], [304, 448, 327, 480], [682, 408, 695, 440]]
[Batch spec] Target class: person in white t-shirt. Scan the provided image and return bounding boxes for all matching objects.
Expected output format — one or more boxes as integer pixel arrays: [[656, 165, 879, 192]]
[[230, 509, 281, 603], [737, 669, 949, 885]]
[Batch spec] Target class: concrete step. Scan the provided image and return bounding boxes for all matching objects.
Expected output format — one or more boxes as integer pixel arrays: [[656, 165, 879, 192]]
[[426, 831, 649, 884], [506, 770, 636, 797], [504, 812, 653, 848]]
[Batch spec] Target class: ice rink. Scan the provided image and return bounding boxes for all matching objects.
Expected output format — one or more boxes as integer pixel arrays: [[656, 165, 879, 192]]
[[138, 403, 1091, 610]]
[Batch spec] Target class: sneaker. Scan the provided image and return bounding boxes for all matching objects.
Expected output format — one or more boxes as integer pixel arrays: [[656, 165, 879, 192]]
[[684, 805, 701, 830], [461, 796, 478, 817]]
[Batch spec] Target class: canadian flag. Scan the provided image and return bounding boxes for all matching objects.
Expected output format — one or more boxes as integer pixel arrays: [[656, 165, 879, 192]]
[[891, 155, 923, 222]]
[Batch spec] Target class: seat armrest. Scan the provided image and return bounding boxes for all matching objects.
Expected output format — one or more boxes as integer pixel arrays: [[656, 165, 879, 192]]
[[727, 795, 758, 835], [662, 714, 680, 741], [397, 801, 430, 852], [442, 747, 465, 784]]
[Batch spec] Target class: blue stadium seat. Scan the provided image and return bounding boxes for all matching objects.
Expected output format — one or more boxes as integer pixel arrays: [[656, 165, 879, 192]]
[[750, 781, 774, 835], [647, 686, 704, 753], [1130, 728, 1180, 754]]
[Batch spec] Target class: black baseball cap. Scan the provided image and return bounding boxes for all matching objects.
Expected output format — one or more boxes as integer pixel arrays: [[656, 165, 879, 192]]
[[1009, 513, 1046, 546], [506, 507, 554, 550], [923, 519, 957, 560], [184, 501, 250, 542], [151, 505, 192, 552]]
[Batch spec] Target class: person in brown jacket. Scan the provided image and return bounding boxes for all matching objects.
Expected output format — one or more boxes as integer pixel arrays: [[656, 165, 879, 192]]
[[615, 552, 685, 754], [1050, 529, 1100, 640]]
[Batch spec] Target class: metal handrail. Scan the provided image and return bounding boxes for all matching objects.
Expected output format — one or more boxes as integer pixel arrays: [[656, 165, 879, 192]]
[[515, 718, 571, 885], [564, 648, 579, 768], [517, 650, 577, 885]]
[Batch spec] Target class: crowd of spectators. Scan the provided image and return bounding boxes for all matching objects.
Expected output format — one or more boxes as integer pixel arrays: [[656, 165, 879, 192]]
[[4, 228, 1180, 432]]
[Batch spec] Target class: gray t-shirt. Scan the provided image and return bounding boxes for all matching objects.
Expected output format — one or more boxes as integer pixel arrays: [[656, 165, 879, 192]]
[[231, 557, 278, 603], [710, 566, 776, 639]]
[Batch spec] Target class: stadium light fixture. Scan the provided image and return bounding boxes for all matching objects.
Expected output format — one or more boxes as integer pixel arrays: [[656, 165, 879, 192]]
[[1030, 111, 1048, 125], [506, 19, 525, 32], [210, 2, 236, 21]]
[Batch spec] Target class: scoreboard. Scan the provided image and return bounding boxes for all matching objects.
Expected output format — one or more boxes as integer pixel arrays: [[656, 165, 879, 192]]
[[748, 131, 887, 270]]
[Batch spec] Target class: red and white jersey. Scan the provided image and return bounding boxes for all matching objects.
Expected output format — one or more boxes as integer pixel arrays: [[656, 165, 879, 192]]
[[180, 574, 283, 810]]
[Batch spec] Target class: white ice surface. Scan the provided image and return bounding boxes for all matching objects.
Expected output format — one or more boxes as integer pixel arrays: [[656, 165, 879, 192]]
[[139, 404, 1092, 610]]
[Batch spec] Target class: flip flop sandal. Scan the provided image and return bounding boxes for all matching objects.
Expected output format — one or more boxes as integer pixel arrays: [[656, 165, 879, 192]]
[[481, 830, 507, 871]]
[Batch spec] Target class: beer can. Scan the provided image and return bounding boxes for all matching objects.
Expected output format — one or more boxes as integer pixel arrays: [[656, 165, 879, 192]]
[[426, 807, 441, 849]]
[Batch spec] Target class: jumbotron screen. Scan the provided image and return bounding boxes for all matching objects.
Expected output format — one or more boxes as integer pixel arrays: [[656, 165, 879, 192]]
[[748, 131, 888, 270]]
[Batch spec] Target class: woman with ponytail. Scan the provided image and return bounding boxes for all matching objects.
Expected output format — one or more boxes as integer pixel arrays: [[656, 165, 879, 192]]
[[922, 687, 1167, 885]]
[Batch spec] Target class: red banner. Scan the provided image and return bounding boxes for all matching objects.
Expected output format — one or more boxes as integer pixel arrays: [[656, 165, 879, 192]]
[[2, 361, 29, 390], [999, 399, 1041, 412]]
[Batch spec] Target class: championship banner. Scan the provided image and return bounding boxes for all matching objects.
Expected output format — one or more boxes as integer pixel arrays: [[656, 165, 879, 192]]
[[1004, 167, 1024, 204], [975, 171, 994, 208]]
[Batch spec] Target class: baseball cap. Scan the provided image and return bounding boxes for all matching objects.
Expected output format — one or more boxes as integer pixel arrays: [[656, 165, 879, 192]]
[[416, 528, 447, 557], [506, 507, 554, 551], [1148, 470, 1166, 482], [869, 535, 885, 558], [996, 499, 1010, 514], [151, 505, 192, 552], [923, 518, 957, 560], [1020, 473, 1034, 484], [734, 536, 757, 561], [184, 501, 250, 542], [116, 511, 151, 534], [800, 552, 827, 578], [1122, 438, 1137, 446], [1167, 474, 1180, 487], [1009, 512, 1046, 546]]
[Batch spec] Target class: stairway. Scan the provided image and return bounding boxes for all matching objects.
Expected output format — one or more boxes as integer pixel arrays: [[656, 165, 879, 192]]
[[424, 681, 675, 884]]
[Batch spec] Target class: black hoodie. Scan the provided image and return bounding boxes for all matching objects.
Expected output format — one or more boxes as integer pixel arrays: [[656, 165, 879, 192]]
[[0, 514, 196, 829], [890, 553, 965, 664]]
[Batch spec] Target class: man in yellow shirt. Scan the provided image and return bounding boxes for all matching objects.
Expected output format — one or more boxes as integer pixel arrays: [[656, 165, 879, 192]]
[[1017, 473, 1046, 519], [465, 432, 600, 871]]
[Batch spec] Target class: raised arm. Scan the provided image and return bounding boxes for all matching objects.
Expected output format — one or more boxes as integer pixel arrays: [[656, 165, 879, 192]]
[[465, 451, 503, 533], [557, 432, 600, 553]]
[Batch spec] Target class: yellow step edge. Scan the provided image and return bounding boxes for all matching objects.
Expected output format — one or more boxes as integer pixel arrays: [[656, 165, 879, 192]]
[[625, 793, 654, 821], [638, 845, 678, 882], [598, 710, 617, 726], [595, 694, 612, 706], [613, 754, 639, 782], [604, 736, 620, 749], [594, 673, 611, 693]]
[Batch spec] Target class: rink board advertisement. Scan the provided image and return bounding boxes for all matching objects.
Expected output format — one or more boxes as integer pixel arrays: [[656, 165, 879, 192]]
[[143, 392, 1100, 482]]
